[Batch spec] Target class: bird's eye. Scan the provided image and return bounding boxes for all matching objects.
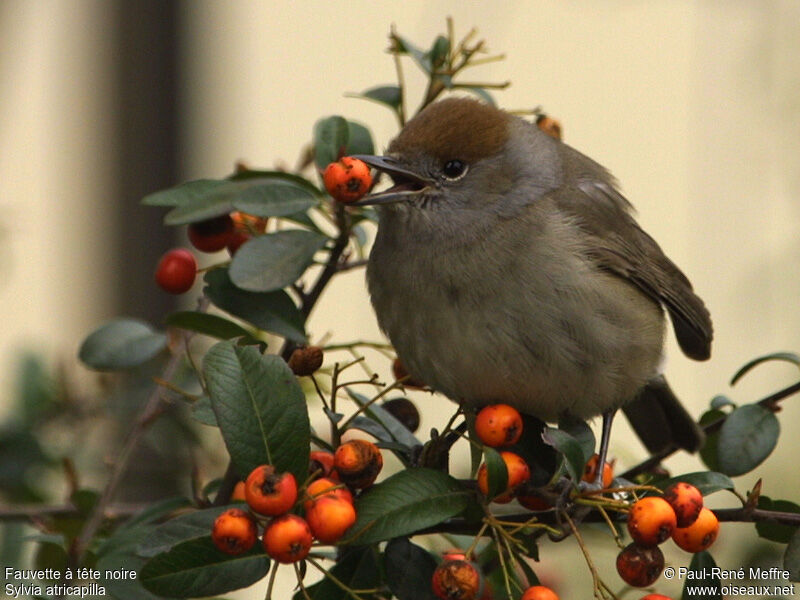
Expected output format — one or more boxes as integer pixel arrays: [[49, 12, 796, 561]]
[[442, 159, 468, 180]]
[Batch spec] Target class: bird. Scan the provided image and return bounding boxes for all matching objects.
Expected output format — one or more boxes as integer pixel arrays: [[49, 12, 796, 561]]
[[352, 96, 711, 478]]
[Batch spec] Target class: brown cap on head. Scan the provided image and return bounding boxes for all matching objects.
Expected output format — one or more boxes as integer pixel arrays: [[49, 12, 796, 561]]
[[388, 97, 511, 163]]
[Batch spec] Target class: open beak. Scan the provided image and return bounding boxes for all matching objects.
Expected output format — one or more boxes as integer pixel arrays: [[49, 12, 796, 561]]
[[349, 155, 433, 206]]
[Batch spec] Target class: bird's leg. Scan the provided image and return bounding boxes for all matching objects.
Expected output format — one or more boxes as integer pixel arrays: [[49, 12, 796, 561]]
[[595, 409, 616, 487]]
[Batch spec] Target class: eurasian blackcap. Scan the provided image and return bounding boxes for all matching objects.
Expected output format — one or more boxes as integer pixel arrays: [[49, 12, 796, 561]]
[[354, 97, 711, 468]]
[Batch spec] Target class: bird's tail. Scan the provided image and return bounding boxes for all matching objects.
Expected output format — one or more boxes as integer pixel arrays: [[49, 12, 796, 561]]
[[622, 375, 705, 454]]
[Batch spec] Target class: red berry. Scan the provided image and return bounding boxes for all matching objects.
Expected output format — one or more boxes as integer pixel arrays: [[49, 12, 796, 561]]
[[477, 451, 530, 503], [520, 585, 560, 600], [187, 215, 234, 253], [334, 439, 383, 489], [304, 477, 353, 510], [616, 543, 665, 587], [582, 454, 614, 488], [309, 450, 336, 479], [305, 496, 357, 544], [475, 404, 523, 447], [262, 514, 313, 563], [627, 497, 678, 546], [663, 482, 704, 528], [671, 507, 719, 553], [155, 248, 197, 294], [211, 508, 257, 555], [323, 157, 372, 203], [244, 465, 298, 516], [432, 559, 482, 600]]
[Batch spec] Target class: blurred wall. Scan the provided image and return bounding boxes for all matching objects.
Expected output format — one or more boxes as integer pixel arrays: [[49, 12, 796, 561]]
[[1, 1, 799, 597]]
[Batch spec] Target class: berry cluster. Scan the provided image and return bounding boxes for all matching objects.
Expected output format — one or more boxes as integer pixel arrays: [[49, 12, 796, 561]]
[[617, 481, 719, 593], [154, 211, 268, 295], [210, 439, 383, 564]]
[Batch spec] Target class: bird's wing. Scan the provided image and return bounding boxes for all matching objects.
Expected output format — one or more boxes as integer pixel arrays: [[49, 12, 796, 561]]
[[561, 180, 713, 361]]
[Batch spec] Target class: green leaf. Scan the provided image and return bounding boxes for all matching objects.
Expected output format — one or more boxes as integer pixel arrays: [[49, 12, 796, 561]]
[[730, 351, 800, 385], [346, 390, 420, 449], [203, 268, 306, 343], [161, 179, 315, 226], [142, 179, 225, 207], [344, 469, 472, 545], [542, 427, 584, 483], [345, 120, 375, 156], [354, 85, 402, 111], [112, 496, 192, 538], [558, 414, 595, 465], [203, 342, 310, 483], [230, 179, 317, 218], [228, 230, 328, 292], [393, 33, 432, 73], [483, 447, 508, 500], [427, 35, 450, 68], [98, 535, 165, 600], [191, 395, 218, 427], [313, 116, 349, 170], [785, 528, 800, 581], [698, 409, 725, 472], [717, 404, 779, 476], [292, 547, 381, 600], [140, 537, 269, 598], [138, 507, 232, 557], [756, 496, 800, 543], [78, 319, 166, 370], [709, 395, 734, 410], [166, 311, 258, 343], [681, 551, 721, 600], [655, 471, 735, 496], [228, 169, 321, 195], [384, 538, 438, 600]]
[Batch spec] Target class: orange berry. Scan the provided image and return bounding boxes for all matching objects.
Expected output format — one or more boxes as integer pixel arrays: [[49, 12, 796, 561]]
[[309, 450, 336, 479], [432, 559, 482, 600], [520, 585, 560, 600], [477, 451, 531, 503], [305, 496, 357, 544], [582, 454, 614, 488], [155, 248, 197, 294], [334, 439, 383, 489], [627, 497, 677, 546], [288, 345, 324, 376], [187, 215, 234, 253], [304, 477, 353, 510], [663, 482, 703, 528], [671, 507, 719, 553], [262, 514, 313, 563], [244, 465, 298, 516], [475, 404, 523, 447], [323, 157, 372, 204], [231, 481, 246, 502], [211, 508, 257, 555], [226, 211, 268, 255], [616, 543, 665, 587]]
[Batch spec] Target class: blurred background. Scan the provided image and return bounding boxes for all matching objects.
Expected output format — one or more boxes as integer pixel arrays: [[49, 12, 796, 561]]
[[1, 1, 799, 598]]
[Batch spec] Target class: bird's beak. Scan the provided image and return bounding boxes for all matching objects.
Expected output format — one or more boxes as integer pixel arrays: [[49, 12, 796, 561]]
[[349, 155, 433, 206]]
